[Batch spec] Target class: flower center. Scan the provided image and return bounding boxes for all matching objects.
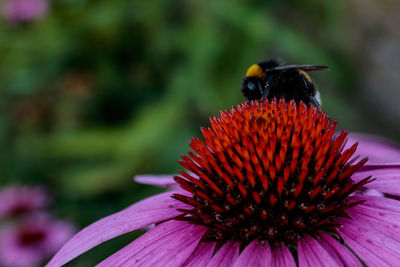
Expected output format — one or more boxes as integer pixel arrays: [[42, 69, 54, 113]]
[[18, 228, 46, 246], [173, 99, 371, 245], [9, 205, 30, 217]]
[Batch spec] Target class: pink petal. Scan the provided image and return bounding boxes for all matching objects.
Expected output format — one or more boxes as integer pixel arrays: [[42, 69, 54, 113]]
[[352, 163, 400, 196], [207, 241, 240, 267], [46, 192, 186, 267], [317, 233, 362, 266], [134, 175, 178, 188], [349, 195, 400, 213], [337, 217, 400, 266], [183, 241, 216, 267], [99, 220, 189, 266], [348, 199, 400, 227], [98, 221, 206, 266], [271, 244, 296, 267], [233, 240, 271, 267], [298, 235, 341, 267], [346, 203, 400, 242], [346, 133, 400, 163], [360, 162, 400, 171], [361, 189, 384, 197]]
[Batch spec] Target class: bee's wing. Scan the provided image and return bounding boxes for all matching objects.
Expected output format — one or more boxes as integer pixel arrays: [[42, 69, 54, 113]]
[[265, 65, 329, 72]]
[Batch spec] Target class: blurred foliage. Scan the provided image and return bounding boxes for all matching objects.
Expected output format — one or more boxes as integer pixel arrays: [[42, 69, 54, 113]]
[[0, 0, 397, 265]]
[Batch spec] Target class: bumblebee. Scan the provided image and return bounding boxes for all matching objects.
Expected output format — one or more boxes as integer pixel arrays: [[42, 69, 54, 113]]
[[241, 59, 328, 109]]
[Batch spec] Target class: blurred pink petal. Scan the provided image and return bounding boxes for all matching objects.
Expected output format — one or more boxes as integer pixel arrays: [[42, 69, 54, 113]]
[[0, 185, 49, 219], [0, 215, 74, 267], [2, 0, 48, 24]]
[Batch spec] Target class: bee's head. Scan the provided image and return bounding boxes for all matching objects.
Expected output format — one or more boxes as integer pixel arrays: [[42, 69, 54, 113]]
[[242, 60, 281, 101], [241, 76, 265, 101]]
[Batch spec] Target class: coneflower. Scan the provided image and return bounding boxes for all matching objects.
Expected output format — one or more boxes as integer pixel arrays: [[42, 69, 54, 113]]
[[0, 185, 48, 219], [0, 215, 74, 267], [1, 0, 48, 24], [48, 99, 400, 266]]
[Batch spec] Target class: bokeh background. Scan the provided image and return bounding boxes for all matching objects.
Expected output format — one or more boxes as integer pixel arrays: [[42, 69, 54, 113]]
[[1, 0, 399, 265]]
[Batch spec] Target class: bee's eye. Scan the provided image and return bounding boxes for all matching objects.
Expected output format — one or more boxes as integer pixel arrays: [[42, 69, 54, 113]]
[[242, 77, 264, 101], [247, 81, 257, 91]]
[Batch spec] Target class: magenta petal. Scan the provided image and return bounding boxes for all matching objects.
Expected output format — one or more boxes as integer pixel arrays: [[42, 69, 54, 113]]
[[360, 162, 400, 171], [350, 201, 400, 222], [182, 241, 216, 267], [349, 195, 400, 213], [207, 241, 240, 267], [352, 163, 400, 195], [46, 192, 187, 267], [318, 233, 362, 266], [347, 204, 400, 241], [98, 221, 206, 266], [337, 217, 400, 266], [233, 240, 271, 267], [362, 188, 384, 197], [298, 235, 341, 267], [270, 244, 296, 267], [346, 133, 400, 163], [134, 175, 178, 188]]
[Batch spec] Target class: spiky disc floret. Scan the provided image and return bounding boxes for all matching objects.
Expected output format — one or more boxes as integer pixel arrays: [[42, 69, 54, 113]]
[[173, 99, 372, 245]]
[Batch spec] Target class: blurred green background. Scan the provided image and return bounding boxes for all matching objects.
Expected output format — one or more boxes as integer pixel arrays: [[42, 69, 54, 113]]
[[1, 0, 399, 265]]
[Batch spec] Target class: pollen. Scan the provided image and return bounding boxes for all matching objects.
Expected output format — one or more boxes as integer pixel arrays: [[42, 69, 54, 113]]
[[173, 99, 372, 245]]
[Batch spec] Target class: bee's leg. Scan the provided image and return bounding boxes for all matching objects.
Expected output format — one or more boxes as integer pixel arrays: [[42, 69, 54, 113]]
[[310, 96, 321, 110], [262, 76, 273, 98], [257, 80, 265, 97], [262, 85, 270, 99]]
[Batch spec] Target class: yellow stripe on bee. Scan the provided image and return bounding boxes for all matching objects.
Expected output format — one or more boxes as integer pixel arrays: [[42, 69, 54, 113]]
[[299, 70, 312, 83], [246, 64, 267, 79]]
